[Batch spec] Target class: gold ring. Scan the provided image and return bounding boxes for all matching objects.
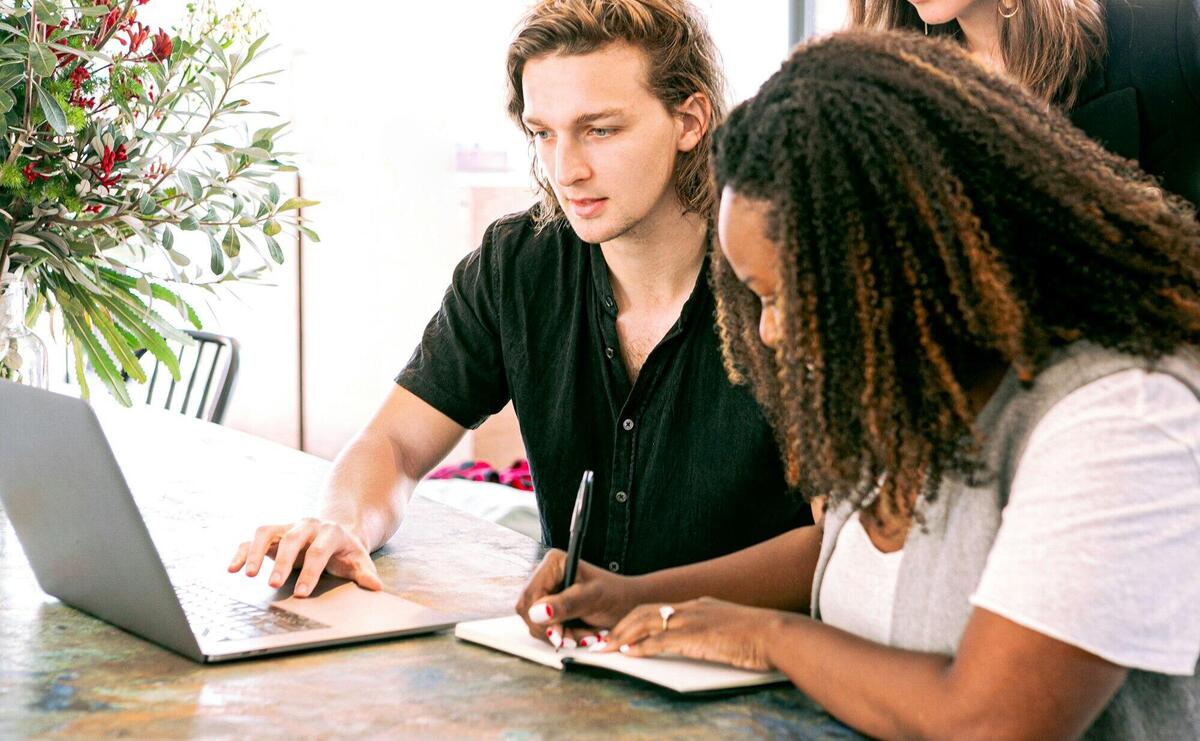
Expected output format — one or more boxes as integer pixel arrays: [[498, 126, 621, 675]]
[[659, 604, 675, 632]]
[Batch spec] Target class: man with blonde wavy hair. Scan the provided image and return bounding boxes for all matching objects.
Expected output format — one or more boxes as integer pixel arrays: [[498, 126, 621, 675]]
[[230, 0, 811, 601]]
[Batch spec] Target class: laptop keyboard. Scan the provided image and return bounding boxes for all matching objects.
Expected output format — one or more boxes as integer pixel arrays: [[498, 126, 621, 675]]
[[175, 583, 329, 642]]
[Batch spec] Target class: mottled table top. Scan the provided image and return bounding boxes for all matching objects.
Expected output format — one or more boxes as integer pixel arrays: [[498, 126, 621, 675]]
[[0, 403, 860, 739]]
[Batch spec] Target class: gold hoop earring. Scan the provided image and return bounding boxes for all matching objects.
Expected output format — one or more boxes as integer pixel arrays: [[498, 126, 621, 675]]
[[998, 0, 1019, 18]]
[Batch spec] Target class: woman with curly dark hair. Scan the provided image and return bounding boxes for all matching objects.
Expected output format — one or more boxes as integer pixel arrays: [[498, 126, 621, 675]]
[[515, 31, 1200, 739]]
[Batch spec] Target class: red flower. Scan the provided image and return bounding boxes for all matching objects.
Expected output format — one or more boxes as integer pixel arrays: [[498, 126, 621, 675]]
[[120, 21, 150, 52], [21, 162, 45, 184], [83, 204, 103, 214], [100, 7, 121, 35], [148, 29, 172, 62], [70, 64, 90, 89]]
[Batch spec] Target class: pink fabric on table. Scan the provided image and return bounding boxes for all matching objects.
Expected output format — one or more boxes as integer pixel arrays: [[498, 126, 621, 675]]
[[428, 459, 533, 492]]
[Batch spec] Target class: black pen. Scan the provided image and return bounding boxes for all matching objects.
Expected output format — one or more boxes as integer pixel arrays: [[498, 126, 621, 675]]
[[556, 470, 593, 651], [562, 470, 594, 589]]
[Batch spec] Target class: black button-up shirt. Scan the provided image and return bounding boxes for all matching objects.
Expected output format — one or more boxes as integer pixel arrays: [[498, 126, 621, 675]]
[[396, 210, 811, 575]]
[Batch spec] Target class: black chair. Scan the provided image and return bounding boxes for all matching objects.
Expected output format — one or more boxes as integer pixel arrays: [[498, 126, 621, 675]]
[[140, 330, 240, 424]]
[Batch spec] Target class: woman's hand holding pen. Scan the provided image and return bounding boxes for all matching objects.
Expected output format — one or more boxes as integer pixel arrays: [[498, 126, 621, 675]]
[[517, 548, 646, 650]]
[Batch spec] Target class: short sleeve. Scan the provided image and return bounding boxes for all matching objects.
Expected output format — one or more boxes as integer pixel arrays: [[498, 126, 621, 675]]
[[395, 222, 511, 429], [970, 370, 1200, 676]]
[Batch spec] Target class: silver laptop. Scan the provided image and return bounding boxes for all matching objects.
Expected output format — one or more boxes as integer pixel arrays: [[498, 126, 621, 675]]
[[0, 380, 462, 662]]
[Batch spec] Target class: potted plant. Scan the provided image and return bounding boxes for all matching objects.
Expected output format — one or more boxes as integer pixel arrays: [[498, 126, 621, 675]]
[[0, 0, 316, 403]]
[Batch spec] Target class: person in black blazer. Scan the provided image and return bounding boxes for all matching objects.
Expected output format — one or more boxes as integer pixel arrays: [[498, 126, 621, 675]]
[[849, 0, 1200, 208]]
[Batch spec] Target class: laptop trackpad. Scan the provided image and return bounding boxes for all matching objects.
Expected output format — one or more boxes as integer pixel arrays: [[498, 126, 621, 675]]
[[256, 571, 457, 632]]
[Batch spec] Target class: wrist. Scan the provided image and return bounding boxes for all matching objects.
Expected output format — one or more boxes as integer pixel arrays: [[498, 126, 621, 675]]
[[762, 609, 804, 670], [624, 573, 653, 612]]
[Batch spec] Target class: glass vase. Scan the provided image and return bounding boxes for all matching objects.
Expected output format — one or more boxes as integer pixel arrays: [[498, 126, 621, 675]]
[[0, 275, 48, 389]]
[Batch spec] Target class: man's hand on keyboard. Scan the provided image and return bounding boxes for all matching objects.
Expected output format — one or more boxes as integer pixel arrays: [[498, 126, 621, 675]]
[[228, 519, 384, 597]]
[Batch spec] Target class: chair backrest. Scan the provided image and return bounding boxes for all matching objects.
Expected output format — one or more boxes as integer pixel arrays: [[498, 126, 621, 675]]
[[141, 330, 239, 424]]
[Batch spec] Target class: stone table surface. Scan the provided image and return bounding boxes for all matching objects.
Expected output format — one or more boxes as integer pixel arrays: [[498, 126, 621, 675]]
[[0, 403, 861, 739]]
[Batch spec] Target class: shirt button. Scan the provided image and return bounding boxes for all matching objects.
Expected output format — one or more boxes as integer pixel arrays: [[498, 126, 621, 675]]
[[608, 561, 620, 572], [622, 419, 634, 431], [615, 491, 628, 503], [604, 296, 614, 308], [605, 347, 614, 359]]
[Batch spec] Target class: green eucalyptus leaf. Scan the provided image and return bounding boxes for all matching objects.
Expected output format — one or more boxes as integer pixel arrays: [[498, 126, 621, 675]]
[[267, 181, 280, 204], [161, 227, 174, 250], [179, 215, 199, 231], [0, 90, 14, 115], [299, 225, 320, 243], [180, 172, 203, 201], [262, 219, 281, 237], [208, 233, 225, 274], [30, 43, 55, 78], [221, 226, 240, 258], [33, 3, 61, 25], [35, 86, 67, 135], [138, 194, 157, 215], [245, 34, 268, 61], [234, 146, 271, 160], [264, 233, 283, 264], [276, 197, 318, 213]]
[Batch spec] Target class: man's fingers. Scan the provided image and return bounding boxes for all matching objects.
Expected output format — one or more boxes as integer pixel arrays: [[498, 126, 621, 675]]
[[243, 524, 287, 577], [228, 541, 249, 572], [267, 522, 318, 587], [352, 556, 384, 591], [291, 526, 339, 596]]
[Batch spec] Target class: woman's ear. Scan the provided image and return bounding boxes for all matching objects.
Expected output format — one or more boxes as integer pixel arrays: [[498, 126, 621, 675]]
[[675, 92, 712, 153]]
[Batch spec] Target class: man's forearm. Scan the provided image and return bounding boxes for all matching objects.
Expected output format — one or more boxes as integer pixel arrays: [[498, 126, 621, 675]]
[[630, 524, 822, 612], [318, 429, 420, 552]]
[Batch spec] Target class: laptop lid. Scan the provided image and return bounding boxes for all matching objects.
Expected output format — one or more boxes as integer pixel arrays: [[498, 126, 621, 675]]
[[0, 380, 203, 660]]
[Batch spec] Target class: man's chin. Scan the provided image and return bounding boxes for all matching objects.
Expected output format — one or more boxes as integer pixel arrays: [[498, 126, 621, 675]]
[[565, 214, 631, 246]]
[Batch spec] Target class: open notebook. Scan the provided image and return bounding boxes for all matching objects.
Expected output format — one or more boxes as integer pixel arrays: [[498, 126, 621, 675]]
[[455, 615, 789, 695]]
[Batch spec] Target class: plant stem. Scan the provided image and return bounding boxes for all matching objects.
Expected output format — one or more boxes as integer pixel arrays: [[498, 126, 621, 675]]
[[0, 231, 13, 278], [4, 8, 38, 168], [91, 0, 135, 52]]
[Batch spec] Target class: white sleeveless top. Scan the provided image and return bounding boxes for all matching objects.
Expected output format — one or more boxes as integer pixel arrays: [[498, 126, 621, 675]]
[[816, 368, 1200, 675], [818, 509, 903, 644]]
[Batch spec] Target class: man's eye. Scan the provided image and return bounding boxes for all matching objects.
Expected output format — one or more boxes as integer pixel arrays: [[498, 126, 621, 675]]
[[590, 128, 614, 138], [530, 130, 551, 140]]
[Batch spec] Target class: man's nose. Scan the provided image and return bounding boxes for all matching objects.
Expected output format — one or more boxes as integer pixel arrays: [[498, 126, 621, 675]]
[[554, 138, 590, 187]]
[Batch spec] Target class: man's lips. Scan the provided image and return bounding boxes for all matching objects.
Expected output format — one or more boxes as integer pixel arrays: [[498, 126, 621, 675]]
[[568, 197, 608, 218]]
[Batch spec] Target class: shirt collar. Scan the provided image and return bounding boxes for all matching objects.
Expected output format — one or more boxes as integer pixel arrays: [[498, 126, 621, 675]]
[[588, 243, 713, 327]]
